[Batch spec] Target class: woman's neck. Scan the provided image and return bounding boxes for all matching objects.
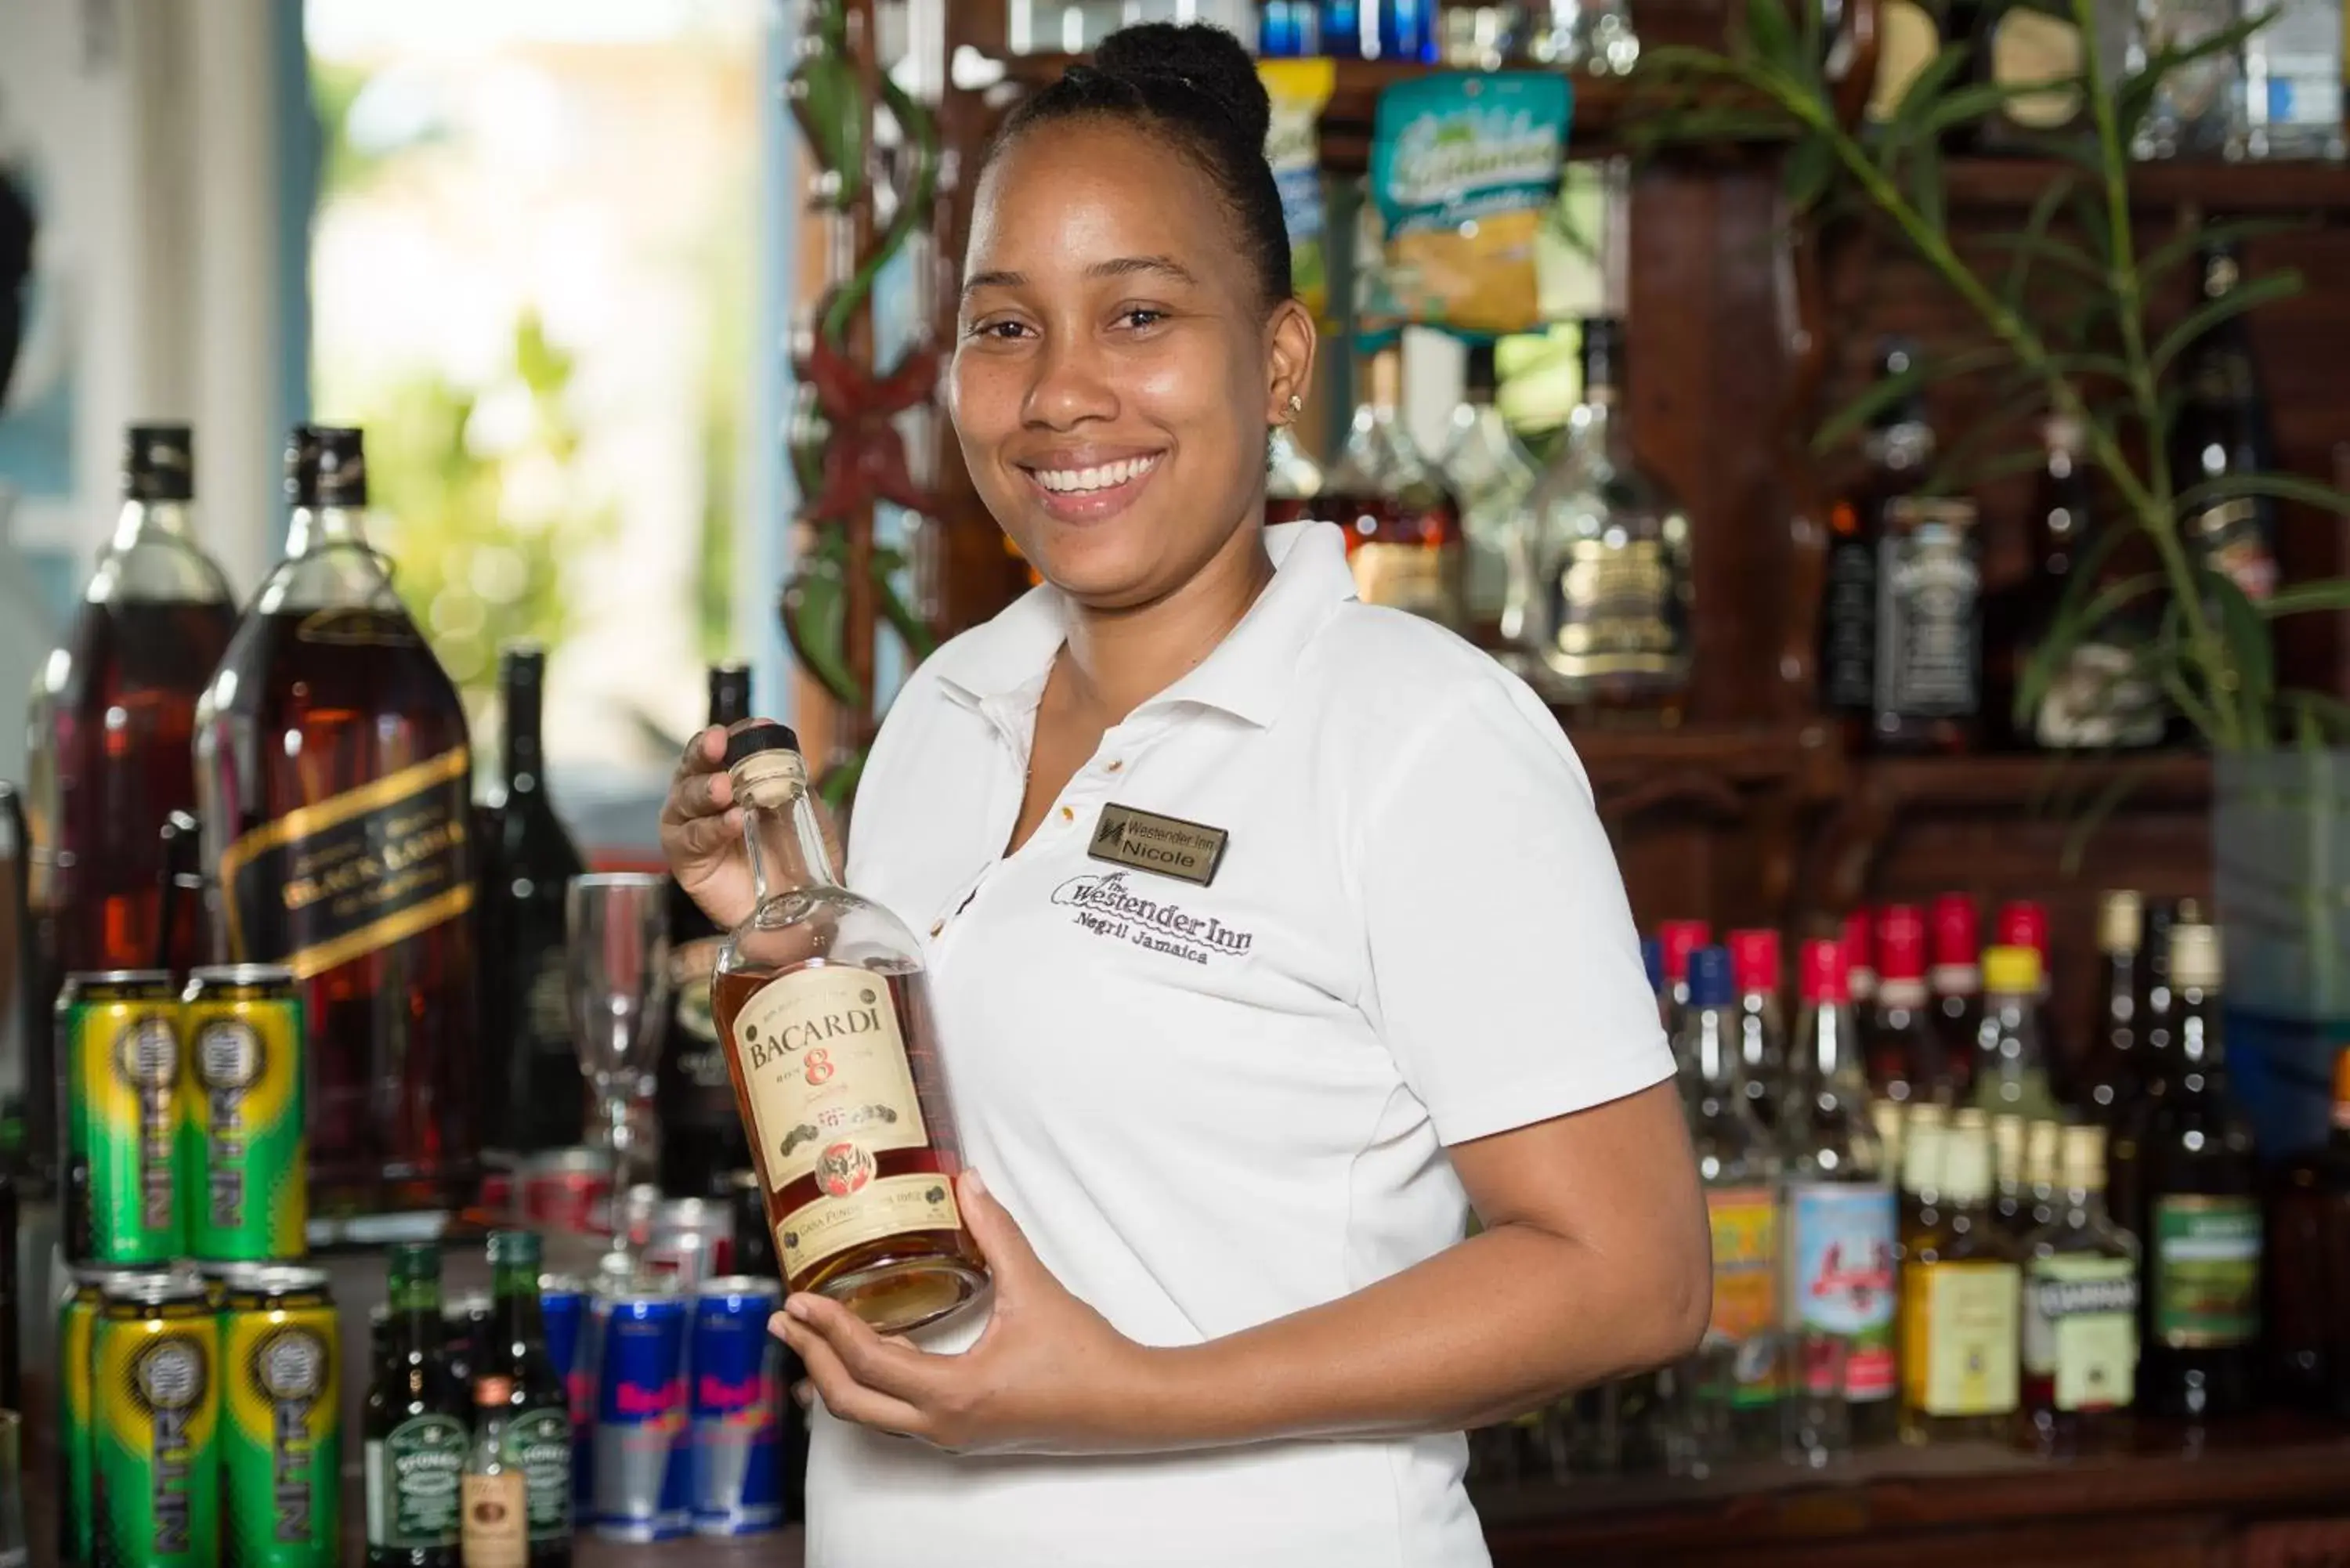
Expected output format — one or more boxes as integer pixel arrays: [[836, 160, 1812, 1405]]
[[1059, 522, 1274, 724]]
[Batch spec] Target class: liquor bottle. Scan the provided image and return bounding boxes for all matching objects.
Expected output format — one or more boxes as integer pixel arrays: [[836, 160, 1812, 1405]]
[[29, 425, 237, 980], [1897, 1100, 1950, 1251], [1321, 345, 1466, 628], [1865, 904, 1949, 1166], [1871, 471, 1982, 753], [1729, 929, 1785, 1133], [2263, 1045, 2350, 1414], [1379, 0, 1441, 60], [1321, 0, 1367, 54], [2021, 1123, 2139, 1454], [1994, 901, 2049, 999], [2243, 0, 2345, 158], [1523, 0, 1640, 70], [658, 666, 758, 1199], [2111, 896, 2196, 1238], [1843, 908, 1878, 1011], [2170, 245, 2281, 604], [2027, 1117, 2064, 1234], [1973, 945, 2062, 1121], [483, 645, 588, 1158], [709, 722, 989, 1333], [462, 1376, 532, 1568], [1992, 1111, 2029, 1236], [1260, 0, 1322, 54], [1264, 423, 1325, 529], [2077, 891, 2144, 1123], [478, 1230, 573, 1563], [2135, 0, 2249, 157], [1641, 937, 1666, 1029], [194, 426, 479, 1215], [367, 1241, 466, 1568], [1972, 0, 2088, 146], [1899, 1108, 2022, 1444], [1441, 1, 1520, 66], [1778, 938, 1899, 1448], [1929, 894, 1981, 1101], [1679, 947, 1782, 1451], [1502, 317, 1693, 717], [1655, 919, 1710, 1038], [2136, 923, 2262, 1418], [1987, 417, 2164, 751], [1442, 341, 1539, 641]]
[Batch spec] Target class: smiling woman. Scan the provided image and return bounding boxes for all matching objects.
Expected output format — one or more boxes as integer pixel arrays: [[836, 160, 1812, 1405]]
[[660, 20, 1711, 1568]]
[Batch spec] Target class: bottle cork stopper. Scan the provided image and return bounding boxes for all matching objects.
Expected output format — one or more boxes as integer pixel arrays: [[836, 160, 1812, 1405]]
[[1940, 1116, 1994, 1202], [2097, 890, 2143, 956], [2170, 923, 2222, 988], [2059, 1122, 2106, 1190]]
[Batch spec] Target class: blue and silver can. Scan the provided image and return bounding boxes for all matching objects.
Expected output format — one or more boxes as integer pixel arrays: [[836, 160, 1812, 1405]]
[[591, 1284, 691, 1541], [689, 1276, 784, 1536], [540, 1274, 591, 1516]]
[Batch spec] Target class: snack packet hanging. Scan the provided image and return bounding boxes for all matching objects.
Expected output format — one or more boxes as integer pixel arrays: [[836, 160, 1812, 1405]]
[[1259, 60, 1339, 322], [1364, 72, 1571, 339]]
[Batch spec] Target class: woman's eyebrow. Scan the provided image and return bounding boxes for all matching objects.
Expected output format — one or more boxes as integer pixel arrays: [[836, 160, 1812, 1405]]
[[961, 254, 1198, 302]]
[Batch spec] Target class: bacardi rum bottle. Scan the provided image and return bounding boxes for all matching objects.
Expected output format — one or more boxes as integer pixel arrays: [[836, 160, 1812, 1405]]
[[194, 425, 479, 1216], [1321, 345, 1464, 627], [710, 721, 986, 1332], [30, 425, 237, 978]]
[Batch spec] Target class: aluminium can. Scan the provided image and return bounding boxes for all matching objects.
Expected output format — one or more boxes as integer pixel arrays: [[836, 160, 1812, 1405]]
[[59, 970, 190, 1264], [219, 1265, 340, 1566], [59, 1265, 169, 1568], [521, 1148, 609, 1235], [92, 1272, 219, 1566], [180, 965, 306, 1262], [645, 1197, 732, 1294], [689, 1275, 785, 1536], [591, 1284, 691, 1541], [540, 1274, 594, 1513]]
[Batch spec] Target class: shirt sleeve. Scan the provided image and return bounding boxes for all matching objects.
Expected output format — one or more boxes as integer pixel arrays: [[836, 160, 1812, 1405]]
[[1354, 673, 1674, 1145]]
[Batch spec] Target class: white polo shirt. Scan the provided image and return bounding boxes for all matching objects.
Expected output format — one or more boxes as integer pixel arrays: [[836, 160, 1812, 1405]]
[[815, 521, 1672, 1568]]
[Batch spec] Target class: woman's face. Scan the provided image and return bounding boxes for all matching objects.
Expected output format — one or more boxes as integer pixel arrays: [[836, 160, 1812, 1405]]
[[950, 119, 1314, 611]]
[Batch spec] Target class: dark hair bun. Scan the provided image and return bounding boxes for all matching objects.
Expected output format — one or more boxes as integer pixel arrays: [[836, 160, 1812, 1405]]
[[1093, 23, 1271, 149]]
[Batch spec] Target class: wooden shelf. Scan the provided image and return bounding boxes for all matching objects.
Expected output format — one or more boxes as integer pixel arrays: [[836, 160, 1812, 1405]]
[[1564, 717, 1838, 789], [1944, 156, 2350, 215], [1851, 747, 2211, 813], [1477, 1416, 2350, 1564]]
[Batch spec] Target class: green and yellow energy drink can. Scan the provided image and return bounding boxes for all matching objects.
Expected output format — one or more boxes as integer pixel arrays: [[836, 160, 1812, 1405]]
[[60, 971, 192, 1264], [92, 1273, 219, 1566], [60, 1266, 169, 1568], [181, 966, 306, 1262], [222, 1265, 341, 1566]]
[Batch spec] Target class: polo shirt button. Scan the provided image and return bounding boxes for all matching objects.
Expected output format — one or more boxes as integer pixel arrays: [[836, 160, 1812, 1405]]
[[1106, 759, 1124, 773], [1058, 805, 1075, 822], [929, 919, 945, 938]]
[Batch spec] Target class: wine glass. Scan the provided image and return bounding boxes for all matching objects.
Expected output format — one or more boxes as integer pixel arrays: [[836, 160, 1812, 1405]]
[[566, 873, 671, 1273]]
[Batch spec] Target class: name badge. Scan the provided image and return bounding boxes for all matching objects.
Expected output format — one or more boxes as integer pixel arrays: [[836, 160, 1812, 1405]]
[[1087, 804, 1229, 887]]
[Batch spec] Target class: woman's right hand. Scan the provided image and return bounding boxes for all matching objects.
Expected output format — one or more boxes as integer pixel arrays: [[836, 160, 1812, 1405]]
[[660, 726, 757, 930]]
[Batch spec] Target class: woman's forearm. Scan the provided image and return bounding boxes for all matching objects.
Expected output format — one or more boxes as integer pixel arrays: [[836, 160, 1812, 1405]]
[[1130, 1216, 1710, 1448]]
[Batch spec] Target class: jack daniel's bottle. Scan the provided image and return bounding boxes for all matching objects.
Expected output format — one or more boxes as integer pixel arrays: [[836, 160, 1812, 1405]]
[[195, 426, 479, 1216], [657, 664, 755, 1197]]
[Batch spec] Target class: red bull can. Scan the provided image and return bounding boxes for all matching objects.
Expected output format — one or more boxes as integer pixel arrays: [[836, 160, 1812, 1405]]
[[689, 1276, 784, 1536], [539, 1274, 591, 1518], [591, 1285, 690, 1541]]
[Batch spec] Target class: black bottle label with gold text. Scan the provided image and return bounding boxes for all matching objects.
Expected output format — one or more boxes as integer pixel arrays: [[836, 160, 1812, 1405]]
[[219, 747, 475, 979]]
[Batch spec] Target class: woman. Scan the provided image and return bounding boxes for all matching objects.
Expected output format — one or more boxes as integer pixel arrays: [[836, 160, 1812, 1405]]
[[660, 23, 1708, 1566]]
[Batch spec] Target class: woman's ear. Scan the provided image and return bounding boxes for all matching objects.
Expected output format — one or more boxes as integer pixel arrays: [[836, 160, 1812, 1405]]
[[1264, 298, 1319, 426]]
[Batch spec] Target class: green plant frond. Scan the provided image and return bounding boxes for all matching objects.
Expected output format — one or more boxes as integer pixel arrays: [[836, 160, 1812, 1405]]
[[2177, 471, 2350, 522], [1744, 0, 1805, 76], [1928, 443, 2055, 497], [1979, 230, 2106, 288], [1993, 173, 2087, 310], [2283, 690, 2350, 746], [1784, 135, 1838, 213], [2205, 569, 2278, 722], [2016, 572, 2164, 721], [2058, 755, 2172, 875], [1885, 45, 1976, 149], [1812, 344, 2007, 453], [2142, 217, 2315, 284], [2149, 269, 2304, 379], [2261, 581, 2350, 620]]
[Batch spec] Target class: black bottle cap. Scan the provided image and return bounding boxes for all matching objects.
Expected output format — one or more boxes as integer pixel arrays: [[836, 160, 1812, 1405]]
[[2197, 241, 2241, 299], [285, 425, 369, 508], [722, 719, 802, 769], [124, 424, 195, 502], [1463, 341, 1500, 402], [1872, 337, 1926, 428], [500, 641, 548, 686], [1578, 317, 1624, 395], [708, 663, 753, 728]]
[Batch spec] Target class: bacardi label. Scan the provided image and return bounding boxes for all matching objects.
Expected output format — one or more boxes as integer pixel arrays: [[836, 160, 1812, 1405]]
[[782, 1172, 964, 1280], [1550, 539, 1685, 679], [218, 746, 474, 981], [729, 965, 930, 1191]]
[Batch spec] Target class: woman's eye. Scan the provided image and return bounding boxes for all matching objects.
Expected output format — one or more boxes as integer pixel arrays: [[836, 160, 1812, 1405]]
[[967, 320, 1029, 341], [1118, 308, 1167, 331]]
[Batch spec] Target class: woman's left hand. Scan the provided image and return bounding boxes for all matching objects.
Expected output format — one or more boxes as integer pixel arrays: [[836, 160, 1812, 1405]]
[[774, 1169, 1160, 1456]]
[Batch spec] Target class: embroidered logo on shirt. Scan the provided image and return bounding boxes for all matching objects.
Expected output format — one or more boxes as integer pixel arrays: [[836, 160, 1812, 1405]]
[[1050, 871, 1254, 966], [1086, 804, 1229, 887]]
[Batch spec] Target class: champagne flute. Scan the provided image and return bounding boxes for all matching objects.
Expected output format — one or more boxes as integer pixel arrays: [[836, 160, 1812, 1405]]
[[566, 873, 671, 1272]]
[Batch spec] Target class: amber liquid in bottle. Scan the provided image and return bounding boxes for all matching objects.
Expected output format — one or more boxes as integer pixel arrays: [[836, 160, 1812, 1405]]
[[710, 723, 986, 1334], [195, 427, 479, 1215], [32, 425, 236, 977]]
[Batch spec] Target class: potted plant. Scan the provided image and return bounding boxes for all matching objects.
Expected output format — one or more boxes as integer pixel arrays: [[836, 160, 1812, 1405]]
[[1643, 0, 2350, 1151]]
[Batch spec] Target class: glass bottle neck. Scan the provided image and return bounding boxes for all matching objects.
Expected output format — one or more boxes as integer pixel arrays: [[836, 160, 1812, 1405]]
[[492, 1261, 544, 1339], [1795, 1000, 1864, 1090], [286, 501, 372, 558], [504, 687, 546, 785], [740, 769, 841, 900], [110, 497, 197, 551], [1690, 1007, 1737, 1092]]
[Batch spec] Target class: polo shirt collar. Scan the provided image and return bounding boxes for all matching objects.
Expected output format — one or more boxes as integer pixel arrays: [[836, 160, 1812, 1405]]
[[931, 522, 1358, 728]]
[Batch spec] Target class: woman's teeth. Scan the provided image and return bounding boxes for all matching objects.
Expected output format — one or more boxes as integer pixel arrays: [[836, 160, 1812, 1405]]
[[1032, 455, 1160, 493]]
